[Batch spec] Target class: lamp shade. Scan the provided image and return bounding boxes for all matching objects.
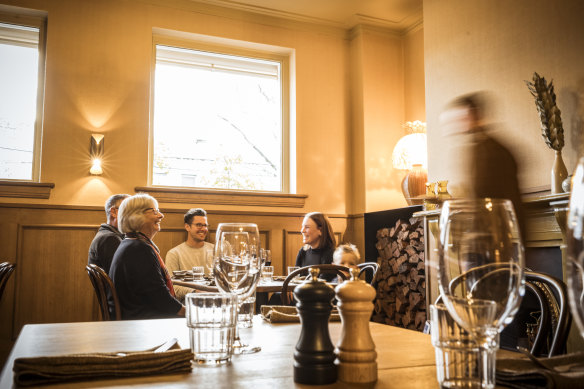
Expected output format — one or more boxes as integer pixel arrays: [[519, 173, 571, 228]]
[[391, 133, 427, 170]]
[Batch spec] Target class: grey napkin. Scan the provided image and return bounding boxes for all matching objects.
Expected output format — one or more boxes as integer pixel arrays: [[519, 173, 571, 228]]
[[13, 345, 193, 387], [496, 352, 584, 389], [260, 305, 341, 323]]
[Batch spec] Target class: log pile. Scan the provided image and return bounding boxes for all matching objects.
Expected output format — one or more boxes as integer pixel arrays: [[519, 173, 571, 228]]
[[372, 218, 426, 331]]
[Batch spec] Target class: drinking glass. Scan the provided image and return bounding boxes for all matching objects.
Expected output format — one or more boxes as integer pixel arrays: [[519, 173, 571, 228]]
[[261, 266, 274, 283], [567, 157, 584, 337], [213, 223, 262, 354], [435, 199, 525, 389], [265, 249, 272, 266], [192, 266, 204, 280], [185, 292, 238, 364]]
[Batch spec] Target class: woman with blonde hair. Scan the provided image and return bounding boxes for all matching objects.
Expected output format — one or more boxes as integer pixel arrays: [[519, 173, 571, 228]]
[[109, 193, 185, 319]]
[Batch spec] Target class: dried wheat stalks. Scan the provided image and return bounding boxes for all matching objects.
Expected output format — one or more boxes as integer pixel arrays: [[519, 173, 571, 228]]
[[525, 72, 564, 151]]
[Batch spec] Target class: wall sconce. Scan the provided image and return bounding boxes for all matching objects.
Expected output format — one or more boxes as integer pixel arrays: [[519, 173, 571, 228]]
[[391, 121, 428, 205], [90, 133, 104, 175]]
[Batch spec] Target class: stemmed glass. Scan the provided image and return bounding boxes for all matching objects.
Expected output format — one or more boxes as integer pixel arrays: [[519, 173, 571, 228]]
[[567, 157, 584, 337], [436, 199, 525, 389], [213, 223, 262, 354]]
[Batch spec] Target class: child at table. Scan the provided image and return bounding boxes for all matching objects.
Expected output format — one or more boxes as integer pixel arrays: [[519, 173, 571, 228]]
[[333, 243, 360, 282]]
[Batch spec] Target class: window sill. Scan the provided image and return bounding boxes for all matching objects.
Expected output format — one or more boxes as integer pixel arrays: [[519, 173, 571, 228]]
[[0, 181, 55, 199], [135, 186, 307, 208]]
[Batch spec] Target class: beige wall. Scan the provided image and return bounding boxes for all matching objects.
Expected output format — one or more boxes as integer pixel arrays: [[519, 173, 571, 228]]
[[1, 0, 353, 215], [349, 25, 426, 215], [424, 0, 584, 193]]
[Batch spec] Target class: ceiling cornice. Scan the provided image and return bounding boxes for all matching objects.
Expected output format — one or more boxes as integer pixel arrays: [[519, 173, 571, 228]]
[[135, 0, 422, 38]]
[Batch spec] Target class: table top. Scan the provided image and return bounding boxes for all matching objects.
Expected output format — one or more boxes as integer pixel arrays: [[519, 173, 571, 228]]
[[0, 317, 520, 388]]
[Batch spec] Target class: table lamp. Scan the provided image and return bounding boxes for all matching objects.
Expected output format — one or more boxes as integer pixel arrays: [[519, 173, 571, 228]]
[[391, 121, 428, 205]]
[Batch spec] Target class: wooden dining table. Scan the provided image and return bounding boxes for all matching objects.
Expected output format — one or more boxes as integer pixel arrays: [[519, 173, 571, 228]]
[[0, 316, 521, 388]]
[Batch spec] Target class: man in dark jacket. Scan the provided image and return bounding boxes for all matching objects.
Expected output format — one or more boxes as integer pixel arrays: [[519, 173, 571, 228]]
[[88, 194, 130, 273]]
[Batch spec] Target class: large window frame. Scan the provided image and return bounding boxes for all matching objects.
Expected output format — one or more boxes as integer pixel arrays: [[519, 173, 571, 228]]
[[0, 10, 46, 184], [149, 33, 292, 195]]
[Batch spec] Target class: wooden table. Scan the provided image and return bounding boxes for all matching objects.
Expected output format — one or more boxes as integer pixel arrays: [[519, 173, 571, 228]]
[[0, 317, 519, 388]]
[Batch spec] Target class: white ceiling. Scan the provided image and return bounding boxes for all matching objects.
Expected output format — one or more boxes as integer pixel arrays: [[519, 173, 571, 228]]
[[193, 0, 423, 30]]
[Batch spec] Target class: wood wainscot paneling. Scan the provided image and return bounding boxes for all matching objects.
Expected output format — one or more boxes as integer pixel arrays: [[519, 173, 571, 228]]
[[13, 224, 99, 336]]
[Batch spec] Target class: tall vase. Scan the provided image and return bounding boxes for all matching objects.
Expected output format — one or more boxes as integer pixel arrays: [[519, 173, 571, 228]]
[[551, 149, 568, 194]]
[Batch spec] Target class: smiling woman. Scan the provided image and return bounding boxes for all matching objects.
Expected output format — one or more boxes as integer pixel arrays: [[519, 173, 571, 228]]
[[109, 193, 185, 320]]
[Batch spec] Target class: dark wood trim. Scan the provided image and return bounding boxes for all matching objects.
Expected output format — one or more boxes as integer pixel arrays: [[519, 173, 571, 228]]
[[135, 186, 307, 208], [0, 182, 54, 199]]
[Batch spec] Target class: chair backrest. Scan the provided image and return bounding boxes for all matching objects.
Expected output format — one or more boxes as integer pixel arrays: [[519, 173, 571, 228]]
[[524, 271, 571, 357], [357, 262, 379, 285], [86, 264, 121, 321], [0, 262, 16, 302], [446, 267, 571, 357], [281, 264, 350, 305]]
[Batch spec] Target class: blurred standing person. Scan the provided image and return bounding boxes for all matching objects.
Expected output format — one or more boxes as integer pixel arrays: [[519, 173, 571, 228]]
[[440, 93, 525, 239], [109, 193, 185, 319], [88, 194, 130, 274], [165, 208, 214, 301]]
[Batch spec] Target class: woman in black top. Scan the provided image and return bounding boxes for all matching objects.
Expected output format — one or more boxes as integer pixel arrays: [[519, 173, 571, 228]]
[[295, 212, 336, 268], [109, 193, 185, 320]]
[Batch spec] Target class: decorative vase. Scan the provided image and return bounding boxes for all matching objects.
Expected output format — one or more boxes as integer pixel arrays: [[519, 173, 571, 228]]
[[402, 164, 428, 205], [551, 150, 568, 194]]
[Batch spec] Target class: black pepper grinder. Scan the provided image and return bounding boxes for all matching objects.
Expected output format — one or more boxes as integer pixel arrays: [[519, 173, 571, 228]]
[[293, 267, 337, 385]]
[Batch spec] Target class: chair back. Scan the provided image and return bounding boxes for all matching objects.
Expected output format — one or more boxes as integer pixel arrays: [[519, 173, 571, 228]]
[[357, 262, 379, 285], [86, 264, 121, 321], [432, 270, 571, 357], [281, 264, 350, 305], [0, 262, 16, 302], [524, 271, 571, 357]]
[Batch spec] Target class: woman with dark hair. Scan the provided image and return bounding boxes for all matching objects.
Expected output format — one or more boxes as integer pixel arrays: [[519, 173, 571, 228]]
[[109, 193, 185, 319], [295, 212, 336, 267]]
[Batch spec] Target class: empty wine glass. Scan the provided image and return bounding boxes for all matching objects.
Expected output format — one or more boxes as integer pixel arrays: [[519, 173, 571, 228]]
[[213, 223, 262, 354], [567, 157, 584, 338], [436, 198, 525, 389]]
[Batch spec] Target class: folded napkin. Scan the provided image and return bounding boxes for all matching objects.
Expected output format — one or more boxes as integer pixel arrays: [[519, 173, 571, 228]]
[[260, 305, 341, 323], [13, 343, 193, 387], [496, 352, 584, 389]]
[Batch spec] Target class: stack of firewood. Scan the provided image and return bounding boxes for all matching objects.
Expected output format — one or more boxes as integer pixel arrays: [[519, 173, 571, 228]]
[[372, 218, 426, 331]]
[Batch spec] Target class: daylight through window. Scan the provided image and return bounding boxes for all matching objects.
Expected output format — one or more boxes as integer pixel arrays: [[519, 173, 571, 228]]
[[153, 45, 283, 191], [0, 22, 41, 180]]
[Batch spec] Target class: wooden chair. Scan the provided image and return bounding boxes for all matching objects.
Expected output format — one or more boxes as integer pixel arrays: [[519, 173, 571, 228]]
[[0, 262, 16, 302], [357, 262, 379, 285], [522, 271, 571, 357], [446, 266, 571, 357], [281, 264, 350, 305], [86, 264, 121, 321]]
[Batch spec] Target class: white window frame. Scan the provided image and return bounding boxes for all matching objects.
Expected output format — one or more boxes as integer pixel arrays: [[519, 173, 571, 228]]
[[0, 9, 46, 183], [149, 32, 292, 194]]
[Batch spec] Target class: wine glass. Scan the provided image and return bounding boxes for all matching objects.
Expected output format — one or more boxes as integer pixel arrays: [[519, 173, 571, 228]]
[[213, 223, 262, 354], [567, 157, 584, 338], [436, 198, 525, 389]]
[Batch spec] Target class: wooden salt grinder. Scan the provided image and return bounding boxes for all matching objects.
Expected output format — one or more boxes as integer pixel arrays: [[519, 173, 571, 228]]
[[293, 267, 337, 385], [335, 268, 378, 384]]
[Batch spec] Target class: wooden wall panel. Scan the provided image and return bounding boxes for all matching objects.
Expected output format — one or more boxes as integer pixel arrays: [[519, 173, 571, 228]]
[[154, 229, 188, 261], [13, 225, 98, 336]]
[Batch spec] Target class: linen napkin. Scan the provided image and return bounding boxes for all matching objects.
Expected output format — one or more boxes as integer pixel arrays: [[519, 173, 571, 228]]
[[13, 343, 193, 387], [260, 305, 341, 323], [496, 352, 584, 389]]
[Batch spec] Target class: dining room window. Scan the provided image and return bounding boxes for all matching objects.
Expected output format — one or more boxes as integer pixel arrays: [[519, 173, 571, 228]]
[[0, 18, 45, 181], [152, 43, 288, 192]]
